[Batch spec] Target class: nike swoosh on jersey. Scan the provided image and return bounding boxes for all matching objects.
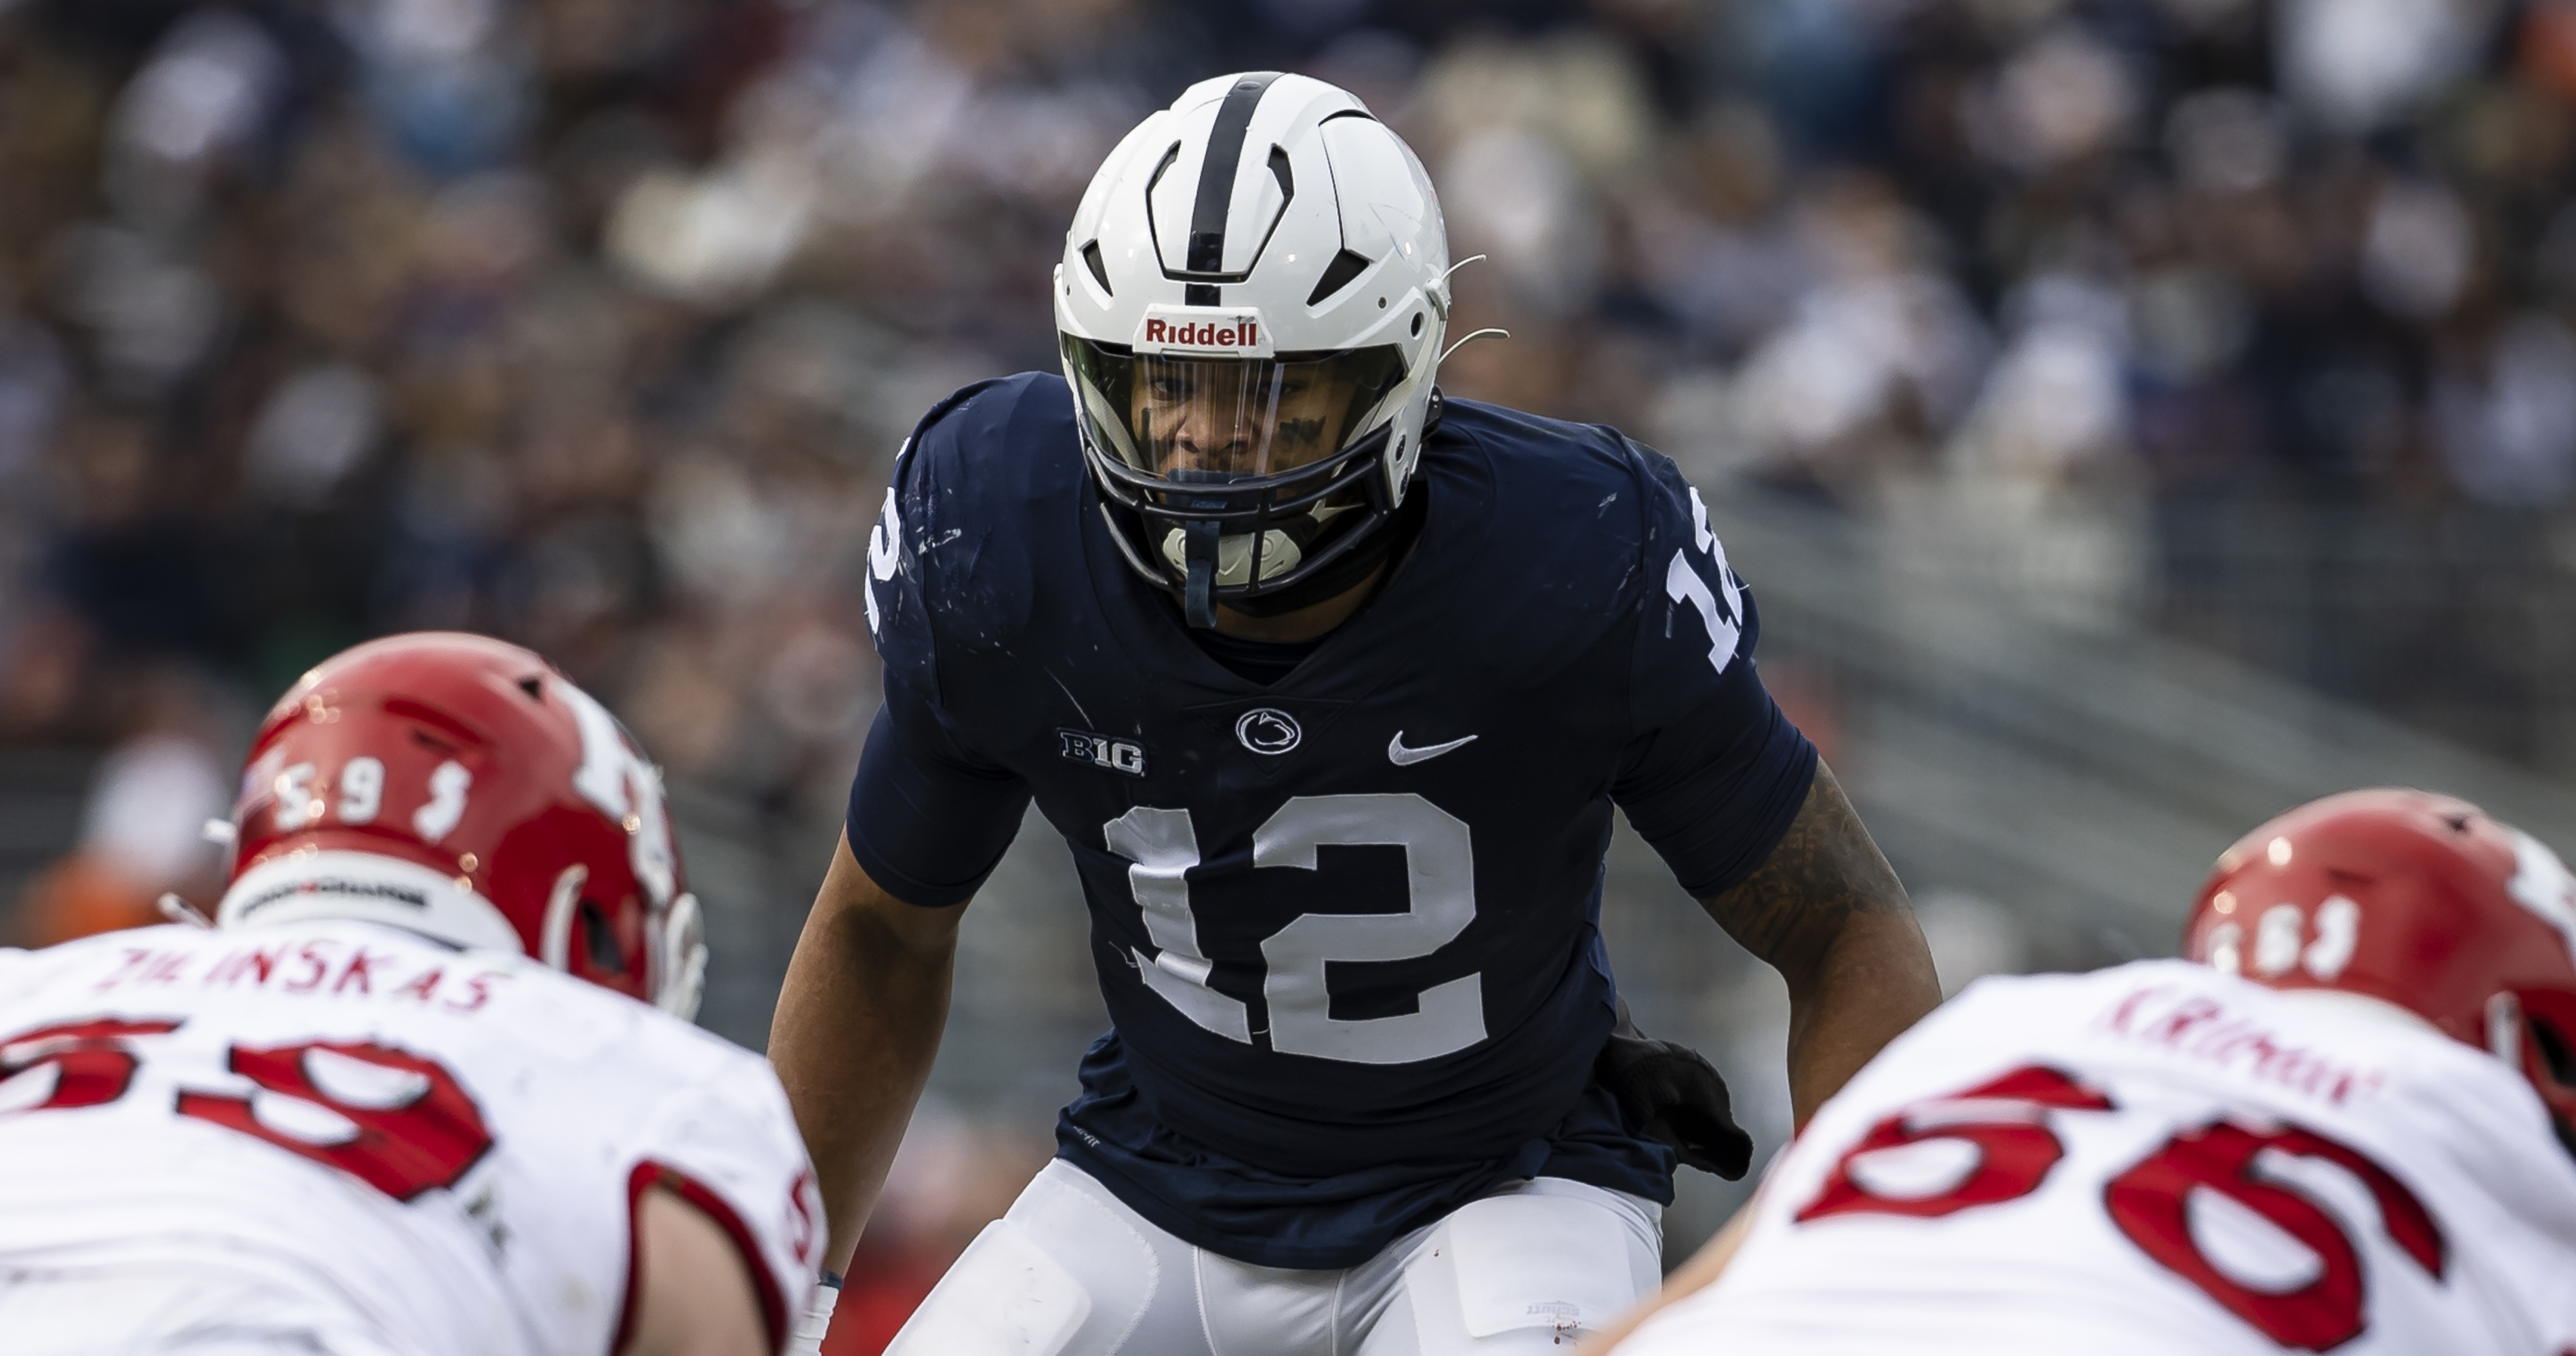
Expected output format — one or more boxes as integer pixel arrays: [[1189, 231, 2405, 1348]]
[[1387, 732, 1478, 766]]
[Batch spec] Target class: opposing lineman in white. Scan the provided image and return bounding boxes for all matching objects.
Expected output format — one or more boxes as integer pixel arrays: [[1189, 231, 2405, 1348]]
[[0, 633, 823, 1356], [1603, 789, 2576, 1356]]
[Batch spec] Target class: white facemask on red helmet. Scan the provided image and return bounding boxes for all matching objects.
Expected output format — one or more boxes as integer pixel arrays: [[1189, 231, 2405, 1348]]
[[2183, 788, 2576, 1149], [215, 632, 706, 1020]]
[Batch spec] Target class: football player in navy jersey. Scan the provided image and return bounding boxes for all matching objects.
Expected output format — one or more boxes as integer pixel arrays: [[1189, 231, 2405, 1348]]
[[770, 73, 1942, 1355]]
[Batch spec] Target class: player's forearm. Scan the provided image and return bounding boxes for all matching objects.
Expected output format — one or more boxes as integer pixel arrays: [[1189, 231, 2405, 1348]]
[[1699, 761, 1939, 1125], [767, 834, 963, 1271], [1781, 909, 1937, 1124]]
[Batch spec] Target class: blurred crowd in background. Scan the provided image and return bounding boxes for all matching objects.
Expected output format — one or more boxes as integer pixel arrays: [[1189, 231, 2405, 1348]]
[[13, 0, 2576, 905], [7, 0, 2576, 1340]]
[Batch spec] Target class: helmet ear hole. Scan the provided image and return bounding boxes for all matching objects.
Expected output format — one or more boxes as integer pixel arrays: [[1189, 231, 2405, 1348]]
[[2533, 1013, 2576, 1087], [578, 900, 624, 974]]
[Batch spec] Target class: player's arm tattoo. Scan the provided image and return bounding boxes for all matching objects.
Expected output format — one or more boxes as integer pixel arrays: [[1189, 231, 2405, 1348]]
[[1697, 760, 1940, 1123], [1697, 761, 1909, 976]]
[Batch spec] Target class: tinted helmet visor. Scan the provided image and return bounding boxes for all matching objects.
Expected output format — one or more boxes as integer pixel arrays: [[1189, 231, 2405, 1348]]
[[1065, 338, 1407, 481], [1068, 337, 1413, 618]]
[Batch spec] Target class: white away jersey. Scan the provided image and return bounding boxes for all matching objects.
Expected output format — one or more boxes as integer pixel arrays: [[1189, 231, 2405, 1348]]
[[0, 921, 823, 1356], [1622, 961, 2576, 1356]]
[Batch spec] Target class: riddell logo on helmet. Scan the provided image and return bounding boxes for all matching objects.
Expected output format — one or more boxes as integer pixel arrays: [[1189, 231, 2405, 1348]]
[[1144, 318, 1257, 347], [1134, 306, 1274, 357]]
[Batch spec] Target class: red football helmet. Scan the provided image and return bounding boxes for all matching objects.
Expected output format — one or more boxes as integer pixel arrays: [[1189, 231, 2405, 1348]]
[[214, 632, 704, 1018], [2183, 788, 2576, 1144]]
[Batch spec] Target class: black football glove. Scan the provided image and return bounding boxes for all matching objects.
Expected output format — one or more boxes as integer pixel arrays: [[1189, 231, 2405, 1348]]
[[1594, 1005, 1754, 1180]]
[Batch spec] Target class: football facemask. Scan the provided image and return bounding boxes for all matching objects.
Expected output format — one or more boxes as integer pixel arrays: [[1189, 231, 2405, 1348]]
[[1066, 338, 1408, 620]]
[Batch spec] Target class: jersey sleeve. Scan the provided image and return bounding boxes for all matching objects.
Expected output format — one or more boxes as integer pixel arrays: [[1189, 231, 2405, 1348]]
[[626, 1050, 826, 1353], [847, 387, 1035, 907], [1611, 446, 1817, 900]]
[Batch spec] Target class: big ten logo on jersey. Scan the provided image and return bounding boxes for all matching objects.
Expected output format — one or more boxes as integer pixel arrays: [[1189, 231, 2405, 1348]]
[[1060, 728, 1147, 777], [2196, 888, 2360, 984], [1666, 485, 1743, 678]]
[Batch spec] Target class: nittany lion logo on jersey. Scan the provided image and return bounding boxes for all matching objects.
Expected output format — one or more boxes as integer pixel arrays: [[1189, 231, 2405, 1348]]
[[1234, 709, 1301, 755]]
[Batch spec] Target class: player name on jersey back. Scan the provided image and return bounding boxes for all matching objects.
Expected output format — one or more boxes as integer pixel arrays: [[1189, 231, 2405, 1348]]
[[0, 921, 820, 1356], [1625, 961, 2576, 1356]]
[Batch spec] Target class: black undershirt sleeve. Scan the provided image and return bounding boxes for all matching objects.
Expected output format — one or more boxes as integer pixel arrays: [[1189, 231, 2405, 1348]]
[[843, 703, 1033, 908], [1611, 657, 1819, 902]]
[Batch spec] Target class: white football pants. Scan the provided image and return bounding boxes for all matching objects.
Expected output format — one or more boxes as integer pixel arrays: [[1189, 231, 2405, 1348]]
[[885, 1160, 1663, 1356]]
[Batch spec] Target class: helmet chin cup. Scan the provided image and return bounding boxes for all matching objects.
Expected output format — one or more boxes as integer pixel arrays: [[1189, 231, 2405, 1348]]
[[1163, 525, 1305, 586], [1084, 411, 1403, 624]]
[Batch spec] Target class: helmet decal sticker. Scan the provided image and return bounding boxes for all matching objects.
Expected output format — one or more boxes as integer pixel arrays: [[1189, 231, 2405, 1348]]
[[2508, 829, 2576, 961], [411, 761, 471, 843], [2301, 896, 2360, 980], [1135, 306, 1271, 356], [336, 756, 384, 824], [273, 762, 319, 831], [563, 680, 677, 911], [1184, 72, 1285, 281], [2251, 902, 2306, 976]]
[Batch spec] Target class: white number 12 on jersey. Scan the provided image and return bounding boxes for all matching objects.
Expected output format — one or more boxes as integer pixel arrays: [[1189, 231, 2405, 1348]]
[[1102, 793, 1485, 1066]]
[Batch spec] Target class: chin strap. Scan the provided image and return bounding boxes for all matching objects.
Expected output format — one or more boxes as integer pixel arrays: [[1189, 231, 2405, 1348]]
[[1182, 519, 1220, 629]]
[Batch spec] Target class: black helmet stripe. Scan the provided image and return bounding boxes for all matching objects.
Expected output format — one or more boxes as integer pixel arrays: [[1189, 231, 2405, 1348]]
[[1186, 72, 1284, 282]]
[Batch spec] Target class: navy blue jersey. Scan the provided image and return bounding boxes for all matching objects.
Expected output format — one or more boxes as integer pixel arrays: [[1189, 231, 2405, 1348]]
[[849, 373, 1815, 1269]]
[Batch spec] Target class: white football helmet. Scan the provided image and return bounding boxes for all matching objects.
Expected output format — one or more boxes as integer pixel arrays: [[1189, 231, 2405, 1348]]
[[1056, 72, 1452, 627]]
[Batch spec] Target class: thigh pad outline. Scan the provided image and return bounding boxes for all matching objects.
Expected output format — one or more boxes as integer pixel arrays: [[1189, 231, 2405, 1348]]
[[1398, 1182, 1660, 1353]]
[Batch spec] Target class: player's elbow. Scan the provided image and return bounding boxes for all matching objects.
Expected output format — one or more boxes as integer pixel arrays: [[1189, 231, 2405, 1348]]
[[1812, 907, 1941, 1015]]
